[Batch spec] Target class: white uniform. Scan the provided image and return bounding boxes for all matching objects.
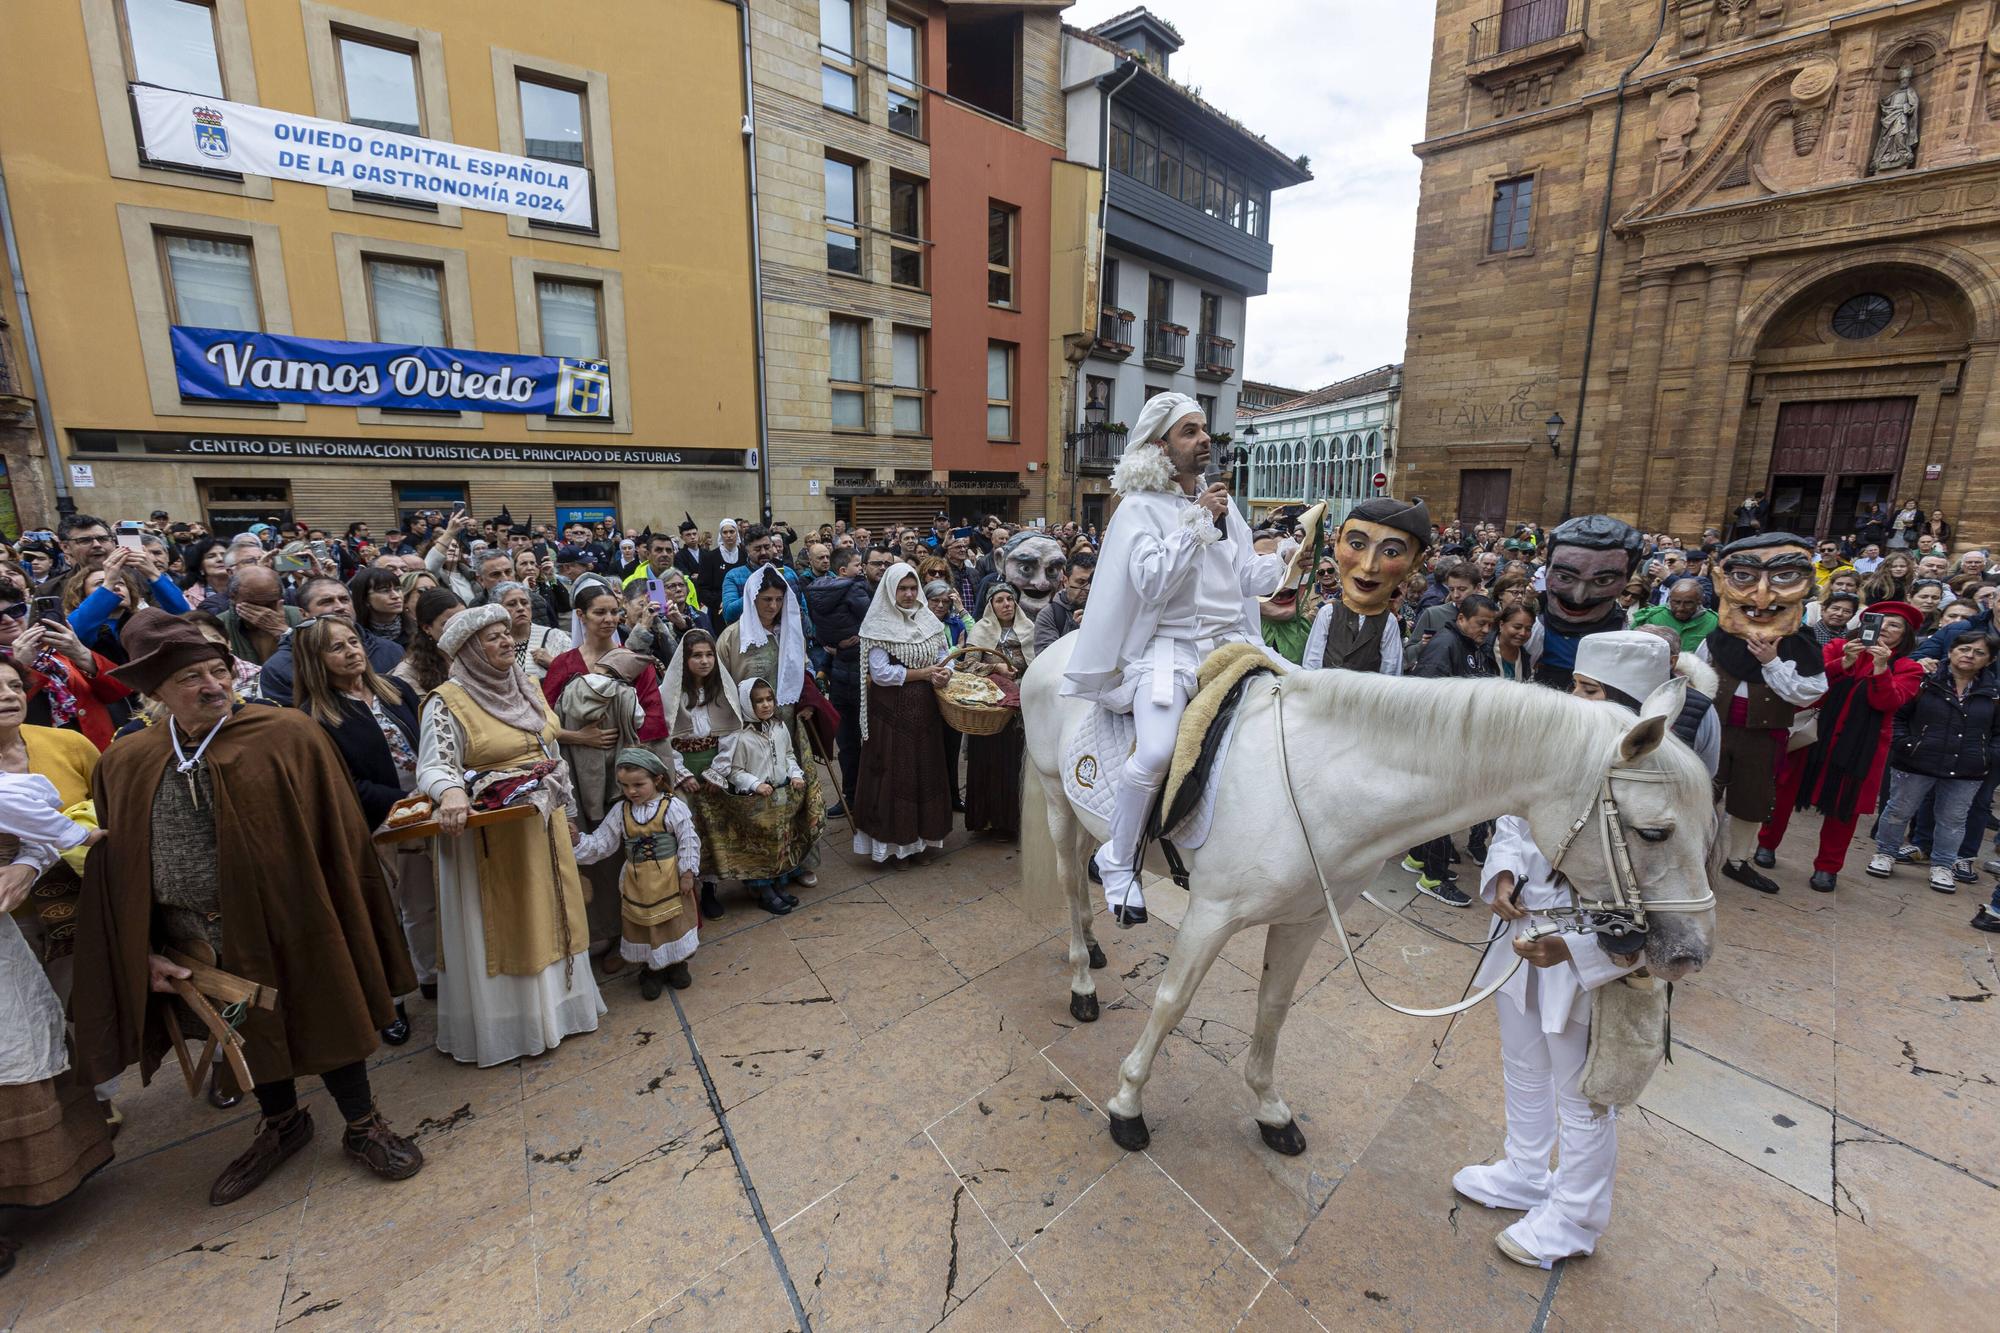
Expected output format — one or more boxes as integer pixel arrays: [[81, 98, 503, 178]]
[[1454, 814, 1639, 1264], [1062, 487, 1286, 915]]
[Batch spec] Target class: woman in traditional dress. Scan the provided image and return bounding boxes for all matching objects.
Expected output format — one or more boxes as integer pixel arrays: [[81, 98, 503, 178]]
[[0, 767, 110, 1277], [495, 580, 573, 687], [0, 655, 105, 988], [417, 606, 604, 1067], [542, 583, 666, 827], [961, 584, 1033, 838], [715, 564, 824, 890], [661, 629, 741, 918], [852, 561, 952, 864], [291, 615, 434, 1042]]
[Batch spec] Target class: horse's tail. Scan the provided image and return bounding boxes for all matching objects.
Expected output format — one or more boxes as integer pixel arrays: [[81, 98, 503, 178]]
[[1019, 763, 1069, 926]]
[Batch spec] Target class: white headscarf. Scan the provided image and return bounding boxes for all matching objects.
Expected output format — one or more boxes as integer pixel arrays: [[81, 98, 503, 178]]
[[661, 628, 742, 735], [737, 676, 776, 733], [566, 573, 623, 647], [717, 518, 741, 565], [739, 563, 807, 707], [858, 561, 948, 740], [1111, 391, 1201, 496]]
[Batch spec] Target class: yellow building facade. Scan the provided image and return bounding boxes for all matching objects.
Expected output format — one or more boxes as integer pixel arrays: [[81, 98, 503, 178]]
[[0, 0, 760, 536]]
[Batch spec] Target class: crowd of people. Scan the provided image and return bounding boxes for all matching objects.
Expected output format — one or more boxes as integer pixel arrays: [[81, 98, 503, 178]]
[[0, 500, 1107, 1267], [2, 470, 1994, 1274]]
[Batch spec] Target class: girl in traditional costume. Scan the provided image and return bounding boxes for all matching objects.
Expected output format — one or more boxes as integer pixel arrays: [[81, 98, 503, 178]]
[[853, 562, 952, 864], [662, 629, 740, 918], [573, 748, 702, 1000], [717, 678, 809, 905], [961, 585, 1034, 838], [715, 564, 824, 889]]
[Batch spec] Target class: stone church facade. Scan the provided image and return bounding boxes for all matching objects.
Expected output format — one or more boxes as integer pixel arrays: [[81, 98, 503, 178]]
[[1403, 0, 2000, 542]]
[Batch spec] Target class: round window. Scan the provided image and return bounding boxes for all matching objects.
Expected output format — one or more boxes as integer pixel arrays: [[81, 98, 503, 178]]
[[1832, 293, 1894, 339]]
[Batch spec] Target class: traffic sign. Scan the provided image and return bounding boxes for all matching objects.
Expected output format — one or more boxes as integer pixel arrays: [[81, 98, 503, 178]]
[[1371, 471, 1388, 489]]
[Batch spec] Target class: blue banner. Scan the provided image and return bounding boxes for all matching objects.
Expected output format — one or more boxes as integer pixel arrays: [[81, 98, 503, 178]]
[[169, 325, 612, 419]]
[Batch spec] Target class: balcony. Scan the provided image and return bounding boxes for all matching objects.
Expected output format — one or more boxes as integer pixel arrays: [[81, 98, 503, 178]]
[[1195, 333, 1236, 380], [1095, 308, 1134, 358], [1144, 320, 1187, 371], [1466, 0, 1587, 90], [1074, 423, 1124, 474]]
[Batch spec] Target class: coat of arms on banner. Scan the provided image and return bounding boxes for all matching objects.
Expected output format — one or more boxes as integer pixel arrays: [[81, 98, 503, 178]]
[[553, 359, 612, 418], [192, 105, 230, 160]]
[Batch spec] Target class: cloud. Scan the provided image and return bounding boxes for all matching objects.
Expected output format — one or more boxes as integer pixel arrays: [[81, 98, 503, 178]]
[[1060, 0, 1428, 391]]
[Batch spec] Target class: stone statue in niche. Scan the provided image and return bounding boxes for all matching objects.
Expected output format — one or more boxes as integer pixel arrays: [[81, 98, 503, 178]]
[[1871, 66, 1921, 173]]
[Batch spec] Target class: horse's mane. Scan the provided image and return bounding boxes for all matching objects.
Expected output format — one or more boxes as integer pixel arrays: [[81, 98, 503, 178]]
[[1279, 670, 1714, 810]]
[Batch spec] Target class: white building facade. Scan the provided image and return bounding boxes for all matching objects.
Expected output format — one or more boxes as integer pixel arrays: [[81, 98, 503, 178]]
[[1237, 365, 1403, 525]]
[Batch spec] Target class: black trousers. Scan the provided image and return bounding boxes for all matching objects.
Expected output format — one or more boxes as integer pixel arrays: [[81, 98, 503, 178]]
[[833, 684, 862, 803], [941, 727, 963, 806], [254, 1059, 373, 1124]]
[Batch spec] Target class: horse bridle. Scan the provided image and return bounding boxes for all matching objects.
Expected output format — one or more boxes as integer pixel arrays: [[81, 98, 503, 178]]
[[1270, 681, 1712, 1020]]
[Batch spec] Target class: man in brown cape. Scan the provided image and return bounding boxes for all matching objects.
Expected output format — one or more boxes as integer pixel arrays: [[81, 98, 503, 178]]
[[69, 609, 424, 1205]]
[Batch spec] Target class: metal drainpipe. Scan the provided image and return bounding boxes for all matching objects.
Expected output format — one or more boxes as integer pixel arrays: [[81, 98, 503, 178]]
[[1560, 0, 1669, 521], [0, 154, 73, 521], [728, 0, 774, 526]]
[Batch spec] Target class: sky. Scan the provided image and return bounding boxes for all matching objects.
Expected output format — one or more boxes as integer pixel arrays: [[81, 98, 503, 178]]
[[1059, 0, 1432, 394]]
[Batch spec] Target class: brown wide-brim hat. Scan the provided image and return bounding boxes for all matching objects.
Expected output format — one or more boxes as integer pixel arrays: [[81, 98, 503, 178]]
[[109, 608, 231, 695]]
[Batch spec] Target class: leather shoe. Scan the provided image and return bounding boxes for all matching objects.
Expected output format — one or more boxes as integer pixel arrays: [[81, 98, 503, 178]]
[[208, 1067, 242, 1110], [1809, 870, 1838, 893], [699, 882, 725, 919], [342, 1112, 423, 1181], [664, 960, 692, 990], [380, 1000, 411, 1047], [758, 885, 793, 915], [1721, 860, 1780, 894], [1753, 846, 1777, 869], [211, 1109, 313, 1206], [639, 967, 664, 1001]]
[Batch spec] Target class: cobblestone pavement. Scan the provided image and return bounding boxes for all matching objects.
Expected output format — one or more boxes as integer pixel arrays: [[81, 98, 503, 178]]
[[8, 814, 1997, 1330]]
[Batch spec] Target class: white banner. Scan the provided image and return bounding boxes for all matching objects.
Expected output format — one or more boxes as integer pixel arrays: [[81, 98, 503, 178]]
[[132, 85, 593, 227]]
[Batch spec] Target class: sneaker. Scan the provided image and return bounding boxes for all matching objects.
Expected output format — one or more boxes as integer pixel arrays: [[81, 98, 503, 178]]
[[1983, 858, 2000, 877], [1970, 905, 2000, 933], [1955, 858, 1979, 884], [1866, 853, 1895, 878], [1930, 865, 1958, 894], [1896, 844, 1929, 864], [1415, 875, 1473, 908], [1400, 855, 1424, 874]]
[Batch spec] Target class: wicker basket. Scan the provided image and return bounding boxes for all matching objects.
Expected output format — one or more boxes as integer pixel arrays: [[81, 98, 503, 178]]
[[936, 644, 1017, 736]]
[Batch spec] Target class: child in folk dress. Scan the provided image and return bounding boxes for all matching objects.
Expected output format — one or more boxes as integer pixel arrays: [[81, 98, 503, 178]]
[[716, 678, 806, 907], [572, 748, 702, 1000]]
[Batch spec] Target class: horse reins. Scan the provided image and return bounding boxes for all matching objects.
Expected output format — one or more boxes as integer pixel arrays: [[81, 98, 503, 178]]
[[1267, 679, 1711, 1020]]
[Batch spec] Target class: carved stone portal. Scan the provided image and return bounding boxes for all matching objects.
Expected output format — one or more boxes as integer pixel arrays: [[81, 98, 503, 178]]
[[1871, 66, 1922, 174]]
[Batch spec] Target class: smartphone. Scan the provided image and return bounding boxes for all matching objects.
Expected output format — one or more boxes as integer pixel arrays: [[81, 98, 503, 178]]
[[646, 576, 669, 613], [1858, 611, 1885, 645], [31, 595, 63, 627], [115, 520, 144, 552], [310, 540, 329, 561]]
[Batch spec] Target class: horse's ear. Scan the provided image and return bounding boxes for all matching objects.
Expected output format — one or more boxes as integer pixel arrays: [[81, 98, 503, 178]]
[[1620, 678, 1684, 762]]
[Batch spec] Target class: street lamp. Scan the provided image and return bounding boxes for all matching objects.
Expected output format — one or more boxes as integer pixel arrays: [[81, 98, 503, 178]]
[[1545, 411, 1564, 458]]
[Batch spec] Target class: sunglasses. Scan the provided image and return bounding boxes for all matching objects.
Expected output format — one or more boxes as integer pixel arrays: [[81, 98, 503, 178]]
[[0, 603, 25, 621]]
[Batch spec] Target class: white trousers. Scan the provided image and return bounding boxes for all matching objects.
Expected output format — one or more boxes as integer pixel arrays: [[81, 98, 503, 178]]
[[1454, 994, 1618, 1263], [1097, 677, 1190, 914]]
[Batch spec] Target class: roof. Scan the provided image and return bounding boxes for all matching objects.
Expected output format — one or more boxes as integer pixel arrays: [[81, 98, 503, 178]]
[[1241, 364, 1403, 416], [1064, 25, 1313, 187], [1090, 7, 1184, 53]]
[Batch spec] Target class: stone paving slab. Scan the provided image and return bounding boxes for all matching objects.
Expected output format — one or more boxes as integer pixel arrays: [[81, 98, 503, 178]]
[[9, 814, 1998, 1330]]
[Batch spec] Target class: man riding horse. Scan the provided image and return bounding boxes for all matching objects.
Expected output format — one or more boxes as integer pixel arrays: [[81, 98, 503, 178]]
[[1061, 391, 1291, 925]]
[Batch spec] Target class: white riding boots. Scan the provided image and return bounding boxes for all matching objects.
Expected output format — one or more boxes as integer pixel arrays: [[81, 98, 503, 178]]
[[1454, 996, 1617, 1265], [1096, 682, 1188, 923]]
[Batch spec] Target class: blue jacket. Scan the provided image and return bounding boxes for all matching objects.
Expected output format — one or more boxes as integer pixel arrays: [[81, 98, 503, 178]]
[[1913, 607, 1994, 661], [68, 574, 191, 650]]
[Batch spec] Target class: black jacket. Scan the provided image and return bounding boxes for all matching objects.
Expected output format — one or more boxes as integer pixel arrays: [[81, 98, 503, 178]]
[[804, 572, 872, 697], [1891, 665, 2000, 780], [695, 547, 741, 612], [316, 677, 421, 829], [1413, 621, 1497, 680]]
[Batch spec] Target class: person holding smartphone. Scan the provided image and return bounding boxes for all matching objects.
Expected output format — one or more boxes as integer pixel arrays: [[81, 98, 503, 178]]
[[1871, 627, 2000, 891]]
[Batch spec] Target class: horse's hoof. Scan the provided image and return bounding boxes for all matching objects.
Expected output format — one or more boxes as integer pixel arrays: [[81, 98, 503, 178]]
[[1069, 990, 1099, 1023], [1108, 1112, 1150, 1152], [1087, 941, 1107, 970], [1258, 1119, 1307, 1156]]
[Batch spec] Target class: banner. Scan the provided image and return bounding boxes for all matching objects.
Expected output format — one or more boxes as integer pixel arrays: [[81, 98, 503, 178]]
[[170, 325, 613, 418], [132, 85, 592, 227]]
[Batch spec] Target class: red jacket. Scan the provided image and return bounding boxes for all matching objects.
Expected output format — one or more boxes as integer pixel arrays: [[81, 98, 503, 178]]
[[18, 650, 131, 751], [1801, 639, 1923, 812]]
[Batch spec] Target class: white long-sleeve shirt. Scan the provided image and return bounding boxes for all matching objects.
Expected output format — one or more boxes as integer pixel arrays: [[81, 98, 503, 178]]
[[572, 795, 702, 876], [1473, 815, 1641, 1033], [0, 773, 93, 879], [1694, 640, 1827, 707]]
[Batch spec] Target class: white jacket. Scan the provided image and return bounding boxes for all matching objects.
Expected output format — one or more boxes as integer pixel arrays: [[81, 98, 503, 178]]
[[1472, 815, 1641, 1033]]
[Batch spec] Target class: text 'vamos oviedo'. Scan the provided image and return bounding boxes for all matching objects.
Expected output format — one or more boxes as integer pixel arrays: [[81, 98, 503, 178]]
[[202, 340, 539, 405]]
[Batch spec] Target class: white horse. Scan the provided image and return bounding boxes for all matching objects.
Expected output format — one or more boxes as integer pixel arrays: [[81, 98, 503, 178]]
[[1019, 636, 1717, 1153]]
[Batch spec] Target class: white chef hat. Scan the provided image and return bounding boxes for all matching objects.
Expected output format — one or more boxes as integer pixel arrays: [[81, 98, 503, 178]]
[[1573, 630, 1672, 706], [1129, 391, 1203, 446]]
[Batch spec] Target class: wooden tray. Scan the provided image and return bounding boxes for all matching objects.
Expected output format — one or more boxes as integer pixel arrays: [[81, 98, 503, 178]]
[[375, 802, 538, 844]]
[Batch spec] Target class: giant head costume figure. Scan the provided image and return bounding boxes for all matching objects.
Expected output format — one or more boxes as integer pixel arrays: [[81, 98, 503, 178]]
[[1713, 531, 1815, 639], [1543, 514, 1644, 630], [1332, 497, 1430, 616], [1000, 529, 1067, 620]]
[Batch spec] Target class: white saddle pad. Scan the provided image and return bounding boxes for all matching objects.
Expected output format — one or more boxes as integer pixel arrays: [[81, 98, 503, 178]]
[[1061, 703, 1241, 851]]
